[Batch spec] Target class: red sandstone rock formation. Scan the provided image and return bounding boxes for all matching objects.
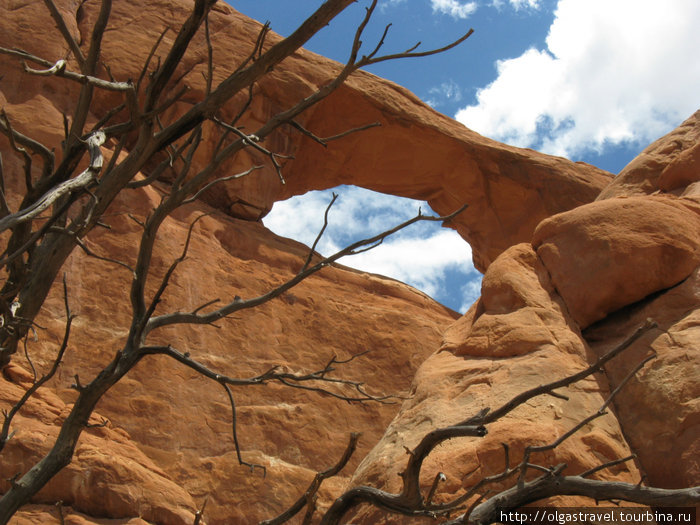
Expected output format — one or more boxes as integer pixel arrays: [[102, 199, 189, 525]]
[[0, 0, 612, 273], [0, 0, 697, 524], [598, 110, 700, 199], [347, 114, 700, 523]]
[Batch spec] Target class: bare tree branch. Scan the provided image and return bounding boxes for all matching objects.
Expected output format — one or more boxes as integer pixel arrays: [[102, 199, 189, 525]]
[[312, 320, 681, 525], [473, 318, 658, 427], [288, 120, 382, 147], [41, 0, 86, 68], [261, 433, 360, 525], [0, 154, 9, 218], [301, 193, 338, 272], [221, 381, 266, 475], [137, 26, 170, 93], [0, 131, 105, 233], [515, 350, 657, 485], [7, 2, 679, 524], [182, 165, 263, 204], [0, 6, 473, 520], [233, 22, 271, 75], [446, 475, 700, 525], [139, 345, 395, 403], [192, 497, 208, 525], [0, 276, 74, 454], [0, 108, 54, 185], [211, 118, 290, 183], [144, 204, 468, 335], [2, 52, 134, 92]]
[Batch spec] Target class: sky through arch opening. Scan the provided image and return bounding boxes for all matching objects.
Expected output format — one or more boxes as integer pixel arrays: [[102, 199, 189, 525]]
[[263, 185, 482, 313]]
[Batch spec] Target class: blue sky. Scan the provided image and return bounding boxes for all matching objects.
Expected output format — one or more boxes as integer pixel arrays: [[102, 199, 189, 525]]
[[231, 0, 700, 312]]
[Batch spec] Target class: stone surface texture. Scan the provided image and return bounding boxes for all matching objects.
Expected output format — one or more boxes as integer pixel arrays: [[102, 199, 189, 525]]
[[0, 0, 698, 524]]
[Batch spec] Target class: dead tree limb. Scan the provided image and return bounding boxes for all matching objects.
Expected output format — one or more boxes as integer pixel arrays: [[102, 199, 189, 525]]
[[0, 132, 105, 233], [261, 433, 360, 525], [0, 277, 74, 454]]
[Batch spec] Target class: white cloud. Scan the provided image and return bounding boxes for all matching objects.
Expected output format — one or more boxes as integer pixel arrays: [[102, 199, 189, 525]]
[[426, 80, 463, 108], [263, 186, 479, 312], [460, 278, 482, 313], [492, 0, 540, 9], [456, 0, 700, 159], [431, 0, 477, 19], [509, 0, 540, 9], [345, 230, 472, 299]]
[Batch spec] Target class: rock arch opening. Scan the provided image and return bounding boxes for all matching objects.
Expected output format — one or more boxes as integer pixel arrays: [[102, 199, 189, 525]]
[[264, 185, 482, 313]]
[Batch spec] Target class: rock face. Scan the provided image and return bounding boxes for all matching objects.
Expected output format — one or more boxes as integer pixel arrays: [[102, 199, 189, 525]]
[[0, 177, 458, 524], [347, 113, 700, 523], [0, 1, 698, 524], [598, 110, 700, 199], [349, 243, 643, 524]]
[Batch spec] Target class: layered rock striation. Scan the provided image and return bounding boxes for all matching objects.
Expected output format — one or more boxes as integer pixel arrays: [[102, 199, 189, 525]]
[[0, 0, 698, 523]]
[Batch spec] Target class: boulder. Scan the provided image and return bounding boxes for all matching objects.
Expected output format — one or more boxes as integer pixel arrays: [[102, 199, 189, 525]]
[[533, 195, 700, 328]]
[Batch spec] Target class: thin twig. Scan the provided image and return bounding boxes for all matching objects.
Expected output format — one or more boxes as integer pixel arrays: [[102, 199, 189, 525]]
[[261, 433, 360, 525], [516, 350, 656, 484], [204, 15, 213, 96], [221, 382, 266, 476], [137, 26, 170, 93], [40, 0, 86, 68], [301, 193, 338, 272], [182, 166, 263, 204], [145, 203, 468, 335], [140, 345, 395, 403], [234, 22, 271, 74], [193, 497, 208, 525], [472, 319, 658, 426], [72, 236, 135, 274], [288, 120, 381, 147], [211, 118, 290, 183], [580, 454, 637, 479]]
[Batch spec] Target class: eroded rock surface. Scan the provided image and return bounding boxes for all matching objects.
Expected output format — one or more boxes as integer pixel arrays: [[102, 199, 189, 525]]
[[347, 244, 643, 523], [533, 195, 700, 328], [347, 112, 700, 521], [584, 267, 700, 489], [0, 0, 698, 523], [598, 110, 700, 199], [0, 175, 456, 523]]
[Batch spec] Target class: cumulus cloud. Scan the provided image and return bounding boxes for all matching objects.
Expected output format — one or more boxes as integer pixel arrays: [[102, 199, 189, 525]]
[[263, 186, 478, 311], [456, 0, 700, 158], [431, 0, 477, 19], [346, 230, 473, 299]]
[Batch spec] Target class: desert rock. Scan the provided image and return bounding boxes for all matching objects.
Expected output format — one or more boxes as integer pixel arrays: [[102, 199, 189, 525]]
[[533, 195, 700, 328], [0, 0, 698, 523]]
